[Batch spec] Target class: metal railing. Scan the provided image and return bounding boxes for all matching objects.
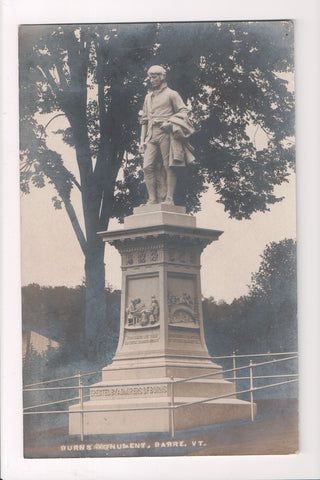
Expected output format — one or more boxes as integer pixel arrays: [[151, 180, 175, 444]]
[[23, 351, 298, 440]]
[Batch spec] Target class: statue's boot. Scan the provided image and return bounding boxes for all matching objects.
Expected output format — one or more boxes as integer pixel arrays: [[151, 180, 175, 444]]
[[145, 176, 157, 204], [163, 167, 177, 205], [156, 163, 167, 202]]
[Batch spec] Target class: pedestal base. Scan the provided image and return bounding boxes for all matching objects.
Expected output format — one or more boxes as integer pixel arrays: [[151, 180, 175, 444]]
[[69, 360, 256, 436]]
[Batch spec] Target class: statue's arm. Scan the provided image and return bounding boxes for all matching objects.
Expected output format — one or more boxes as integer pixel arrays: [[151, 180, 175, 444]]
[[139, 123, 147, 153], [160, 90, 189, 132], [170, 90, 189, 116], [139, 96, 148, 153]]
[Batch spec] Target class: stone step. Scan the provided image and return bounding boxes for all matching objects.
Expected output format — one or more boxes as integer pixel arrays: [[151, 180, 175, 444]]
[[101, 363, 223, 381], [69, 397, 256, 435]]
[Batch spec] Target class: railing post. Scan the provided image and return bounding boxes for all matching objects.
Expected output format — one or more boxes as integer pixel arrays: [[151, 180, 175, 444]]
[[232, 351, 237, 386], [249, 360, 254, 422], [78, 371, 84, 441], [170, 376, 175, 439]]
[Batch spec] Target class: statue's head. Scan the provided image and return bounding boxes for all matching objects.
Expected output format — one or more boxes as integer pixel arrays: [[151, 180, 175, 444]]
[[147, 65, 166, 88]]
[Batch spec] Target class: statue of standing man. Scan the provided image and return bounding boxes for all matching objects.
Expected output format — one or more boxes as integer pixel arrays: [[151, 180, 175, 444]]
[[139, 65, 195, 205]]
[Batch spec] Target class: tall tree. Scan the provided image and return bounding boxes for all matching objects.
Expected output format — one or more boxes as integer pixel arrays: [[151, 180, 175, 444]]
[[20, 24, 157, 348], [19, 22, 294, 347], [249, 238, 297, 306]]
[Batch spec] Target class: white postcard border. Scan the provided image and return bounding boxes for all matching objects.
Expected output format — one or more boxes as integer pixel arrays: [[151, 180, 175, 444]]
[[1, 1, 320, 479]]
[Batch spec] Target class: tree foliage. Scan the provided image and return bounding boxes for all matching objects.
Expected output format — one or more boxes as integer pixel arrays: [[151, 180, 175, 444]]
[[22, 283, 120, 359], [20, 21, 294, 220], [249, 238, 297, 302], [156, 22, 295, 218], [19, 22, 295, 341]]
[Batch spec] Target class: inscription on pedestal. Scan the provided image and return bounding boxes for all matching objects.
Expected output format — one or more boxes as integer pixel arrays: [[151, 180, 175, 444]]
[[168, 329, 201, 345], [91, 384, 167, 400], [124, 330, 160, 345]]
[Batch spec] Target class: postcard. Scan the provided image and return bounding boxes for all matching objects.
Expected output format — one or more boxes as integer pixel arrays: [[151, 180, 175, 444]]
[[19, 20, 298, 459], [2, 2, 320, 479]]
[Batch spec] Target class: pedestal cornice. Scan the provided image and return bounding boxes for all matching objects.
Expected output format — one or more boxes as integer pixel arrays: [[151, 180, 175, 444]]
[[98, 224, 223, 247]]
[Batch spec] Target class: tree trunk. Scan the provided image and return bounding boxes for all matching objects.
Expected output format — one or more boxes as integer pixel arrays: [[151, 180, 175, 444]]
[[84, 236, 107, 356]]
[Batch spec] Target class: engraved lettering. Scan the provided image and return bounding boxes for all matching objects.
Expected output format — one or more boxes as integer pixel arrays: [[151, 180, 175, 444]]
[[91, 384, 167, 400], [168, 331, 201, 344]]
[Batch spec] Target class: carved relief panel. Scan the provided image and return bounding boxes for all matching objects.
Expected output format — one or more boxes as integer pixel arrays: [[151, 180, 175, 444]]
[[122, 274, 161, 348], [125, 275, 160, 330], [167, 274, 200, 329], [126, 295, 160, 329]]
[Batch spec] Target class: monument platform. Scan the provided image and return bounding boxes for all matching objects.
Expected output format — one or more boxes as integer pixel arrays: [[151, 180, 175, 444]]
[[69, 204, 256, 436]]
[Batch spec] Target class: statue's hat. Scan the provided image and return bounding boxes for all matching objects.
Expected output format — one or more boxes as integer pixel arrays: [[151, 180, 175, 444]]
[[147, 65, 166, 76]]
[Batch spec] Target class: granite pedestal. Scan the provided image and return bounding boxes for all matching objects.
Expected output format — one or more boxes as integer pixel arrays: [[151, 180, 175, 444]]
[[69, 204, 256, 435]]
